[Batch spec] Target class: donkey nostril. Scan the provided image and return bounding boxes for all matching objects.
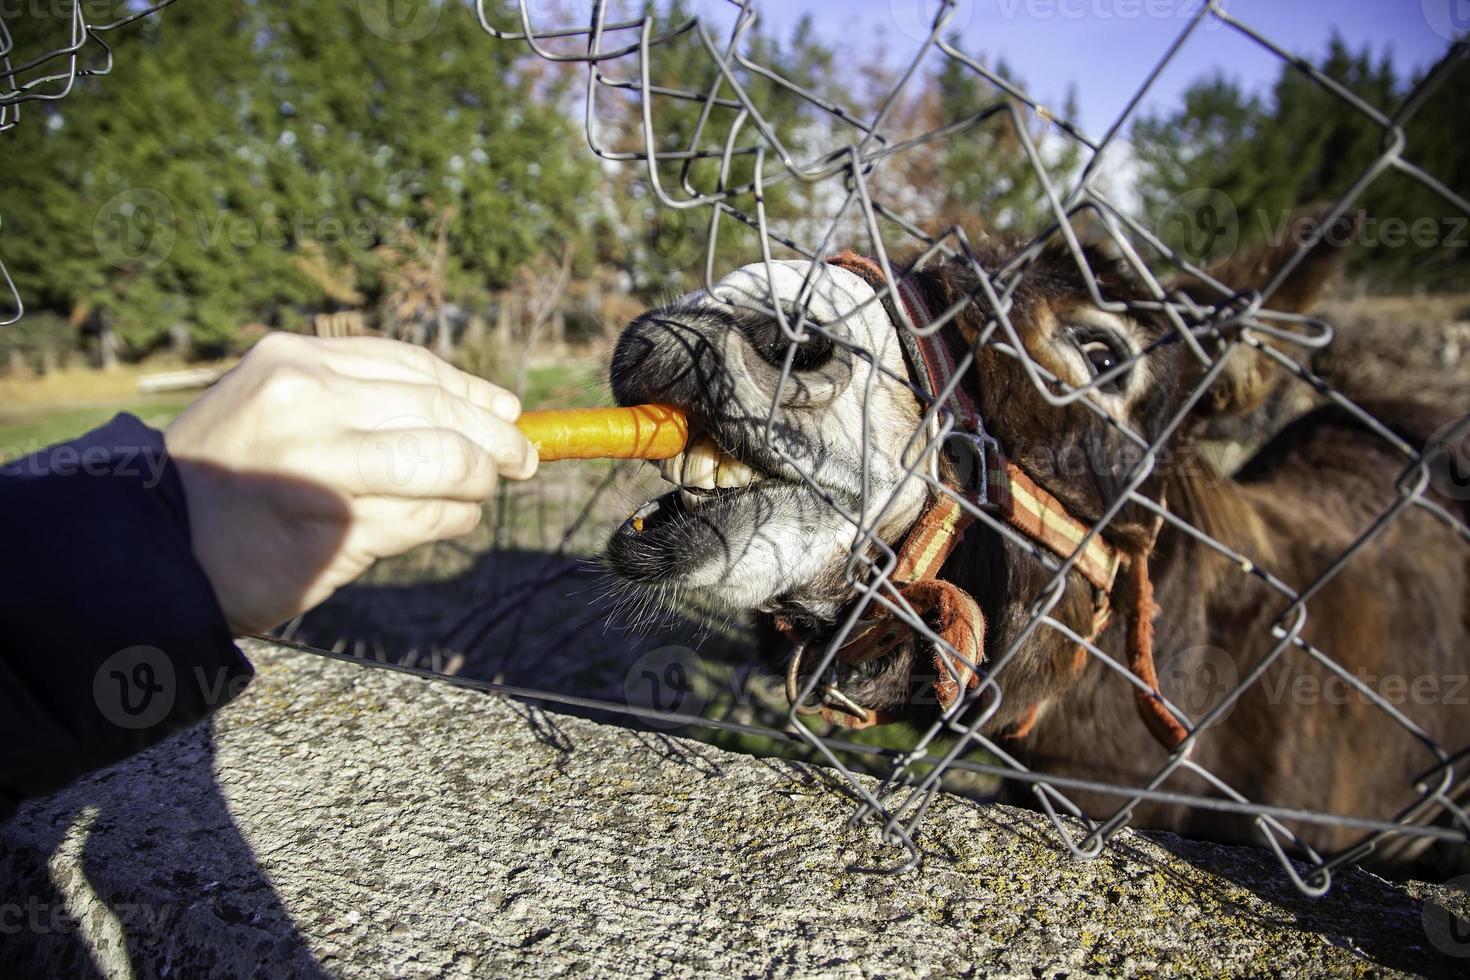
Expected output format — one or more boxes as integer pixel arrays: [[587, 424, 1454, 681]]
[[751, 331, 836, 372], [740, 302, 839, 373]]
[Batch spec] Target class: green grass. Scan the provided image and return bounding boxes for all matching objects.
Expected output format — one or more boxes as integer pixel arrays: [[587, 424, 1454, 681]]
[[520, 362, 608, 410], [0, 396, 196, 462]]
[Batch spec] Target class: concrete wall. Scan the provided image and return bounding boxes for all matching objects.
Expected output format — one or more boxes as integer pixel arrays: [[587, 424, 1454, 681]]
[[2, 639, 1468, 978]]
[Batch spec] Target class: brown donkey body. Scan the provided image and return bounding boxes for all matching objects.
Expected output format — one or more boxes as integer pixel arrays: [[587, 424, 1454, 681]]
[[952, 392, 1468, 861], [892, 238, 1470, 864], [606, 221, 1469, 866]]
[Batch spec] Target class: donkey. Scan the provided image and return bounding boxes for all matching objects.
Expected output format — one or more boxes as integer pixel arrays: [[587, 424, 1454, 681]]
[[604, 217, 1470, 867]]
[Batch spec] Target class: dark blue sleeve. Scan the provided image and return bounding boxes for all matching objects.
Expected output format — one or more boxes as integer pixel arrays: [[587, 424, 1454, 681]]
[[0, 413, 254, 814]]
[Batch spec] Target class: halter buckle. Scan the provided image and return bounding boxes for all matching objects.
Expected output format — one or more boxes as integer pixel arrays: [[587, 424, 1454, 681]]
[[943, 421, 1008, 513]]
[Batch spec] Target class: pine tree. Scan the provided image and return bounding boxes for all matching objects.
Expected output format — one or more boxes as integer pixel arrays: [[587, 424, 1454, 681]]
[[0, 0, 598, 359], [0, 0, 290, 358], [1132, 34, 1467, 292]]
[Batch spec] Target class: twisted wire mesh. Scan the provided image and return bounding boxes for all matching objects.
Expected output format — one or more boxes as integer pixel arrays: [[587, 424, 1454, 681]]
[[1, 0, 1465, 898]]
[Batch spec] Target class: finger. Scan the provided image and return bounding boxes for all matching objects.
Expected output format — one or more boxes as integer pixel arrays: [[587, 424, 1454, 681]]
[[346, 495, 485, 560], [339, 426, 501, 500], [353, 379, 537, 480], [312, 336, 522, 419]]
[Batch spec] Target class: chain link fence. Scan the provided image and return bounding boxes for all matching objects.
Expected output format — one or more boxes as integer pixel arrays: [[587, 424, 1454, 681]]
[[5, 0, 1469, 899], [472, 0, 1470, 895]]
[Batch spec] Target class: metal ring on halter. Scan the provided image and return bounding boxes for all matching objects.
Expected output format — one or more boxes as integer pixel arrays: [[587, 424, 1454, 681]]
[[784, 641, 873, 725], [785, 641, 826, 716], [925, 411, 942, 484], [819, 683, 874, 725]]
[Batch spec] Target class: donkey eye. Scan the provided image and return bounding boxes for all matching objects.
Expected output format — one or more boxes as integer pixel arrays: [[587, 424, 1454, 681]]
[[1071, 328, 1132, 393], [1082, 340, 1118, 374]]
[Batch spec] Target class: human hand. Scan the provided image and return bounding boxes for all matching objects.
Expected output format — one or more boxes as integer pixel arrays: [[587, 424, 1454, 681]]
[[164, 333, 537, 634]]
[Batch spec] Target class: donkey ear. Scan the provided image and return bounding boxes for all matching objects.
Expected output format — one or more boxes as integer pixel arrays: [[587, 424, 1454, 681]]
[[1170, 204, 1359, 416]]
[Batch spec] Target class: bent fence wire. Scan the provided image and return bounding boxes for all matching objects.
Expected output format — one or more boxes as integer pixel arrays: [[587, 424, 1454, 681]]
[[0, 0, 181, 325], [5, 0, 1469, 897]]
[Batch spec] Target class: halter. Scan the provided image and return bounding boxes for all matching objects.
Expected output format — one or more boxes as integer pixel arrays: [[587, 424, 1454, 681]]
[[776, 251, 1187, 752]]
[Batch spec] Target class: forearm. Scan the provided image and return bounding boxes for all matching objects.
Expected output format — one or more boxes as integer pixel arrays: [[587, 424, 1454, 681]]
[[0, 414, 253, 815]]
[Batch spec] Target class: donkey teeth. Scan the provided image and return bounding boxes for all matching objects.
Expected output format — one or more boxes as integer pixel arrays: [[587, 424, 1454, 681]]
[[656, 453, 684, 484], [716, 456, 756, 488], [681, 435, 719, 490], [655, 434, 764, 491]]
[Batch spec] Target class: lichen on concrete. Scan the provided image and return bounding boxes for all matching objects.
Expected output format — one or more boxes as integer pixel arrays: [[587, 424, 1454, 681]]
[[2, 640, 1467, 978]]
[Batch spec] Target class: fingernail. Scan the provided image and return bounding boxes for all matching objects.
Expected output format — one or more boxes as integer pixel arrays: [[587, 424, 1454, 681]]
[[494, 391, 521, 420], [497, 439, 530, 471]]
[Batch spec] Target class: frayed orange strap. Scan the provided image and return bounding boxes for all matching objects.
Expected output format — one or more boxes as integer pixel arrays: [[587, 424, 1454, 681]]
[[818, 489, 986, 729], [823, 578, 985, 730], [1125, 553, 1189, 749]]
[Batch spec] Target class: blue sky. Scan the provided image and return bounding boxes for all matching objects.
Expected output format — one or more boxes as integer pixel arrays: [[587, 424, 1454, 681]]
[[733, 0, 1458, 132]]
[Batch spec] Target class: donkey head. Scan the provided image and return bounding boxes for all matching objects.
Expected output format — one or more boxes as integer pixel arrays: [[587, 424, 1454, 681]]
[[606, 212, 1352, 727], [606, 259, 931, 615]]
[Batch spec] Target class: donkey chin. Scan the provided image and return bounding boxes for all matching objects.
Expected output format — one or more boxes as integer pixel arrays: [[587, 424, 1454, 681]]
[[604, 259, 931, 618]]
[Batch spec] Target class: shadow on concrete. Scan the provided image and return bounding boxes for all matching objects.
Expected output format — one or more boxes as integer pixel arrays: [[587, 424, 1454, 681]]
[[9, 537, 1462, 975], [0, 718, 330, 977], [291, 548, 1470, 977], [1138, 831, 1470, 979], [285, 546, 729, 701]]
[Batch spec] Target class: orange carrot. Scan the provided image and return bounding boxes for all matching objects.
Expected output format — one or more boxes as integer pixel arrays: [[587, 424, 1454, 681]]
[[516, 404, 690, 462]]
